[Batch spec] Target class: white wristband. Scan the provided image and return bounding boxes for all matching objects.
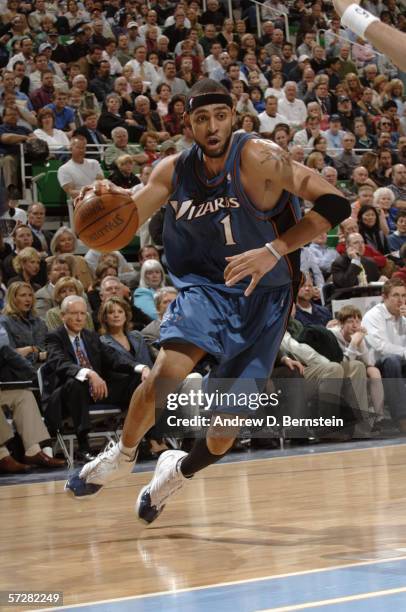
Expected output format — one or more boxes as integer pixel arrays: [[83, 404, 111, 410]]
[[265, 242, 282, 260], [341, 4, 379, 39]]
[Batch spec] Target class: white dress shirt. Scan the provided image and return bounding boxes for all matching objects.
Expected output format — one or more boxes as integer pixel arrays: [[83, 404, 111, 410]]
[[362, 302, 406, 361], [124, 59, 159, 93]]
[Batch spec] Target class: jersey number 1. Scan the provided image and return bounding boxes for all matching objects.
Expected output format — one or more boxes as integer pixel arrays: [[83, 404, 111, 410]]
[[220, 213, 237, 246]]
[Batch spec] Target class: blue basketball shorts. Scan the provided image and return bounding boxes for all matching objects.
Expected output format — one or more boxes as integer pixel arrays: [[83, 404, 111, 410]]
[[159, 283, 293, 413]]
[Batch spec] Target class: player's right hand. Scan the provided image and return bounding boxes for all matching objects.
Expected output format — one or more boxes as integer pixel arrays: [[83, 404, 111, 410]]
[[74, 180, 129, 208], [333, 0, 359, 17]]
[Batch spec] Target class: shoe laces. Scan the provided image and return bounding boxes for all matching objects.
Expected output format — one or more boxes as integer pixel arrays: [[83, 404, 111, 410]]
[[97, 441, 119, 464]]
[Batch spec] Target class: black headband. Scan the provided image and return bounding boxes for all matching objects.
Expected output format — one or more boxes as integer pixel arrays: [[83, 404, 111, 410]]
[[186, 93, 233, 114]]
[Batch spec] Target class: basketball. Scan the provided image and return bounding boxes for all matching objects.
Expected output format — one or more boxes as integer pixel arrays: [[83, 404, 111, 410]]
[[74, 191, 139, 252]]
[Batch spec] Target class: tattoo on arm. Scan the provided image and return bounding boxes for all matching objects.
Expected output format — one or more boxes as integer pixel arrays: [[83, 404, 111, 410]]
[[258, 143, 291, 165]]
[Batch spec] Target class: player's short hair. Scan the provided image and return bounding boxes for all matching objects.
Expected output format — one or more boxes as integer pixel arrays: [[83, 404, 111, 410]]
[[186, 78, 230, 107]]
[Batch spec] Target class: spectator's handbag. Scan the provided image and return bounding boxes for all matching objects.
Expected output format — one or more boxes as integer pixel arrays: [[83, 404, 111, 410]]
[[24, 138, 49, 164]]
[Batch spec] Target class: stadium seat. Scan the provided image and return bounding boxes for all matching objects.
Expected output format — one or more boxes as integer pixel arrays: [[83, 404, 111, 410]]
[[32, 160, 67, 210]]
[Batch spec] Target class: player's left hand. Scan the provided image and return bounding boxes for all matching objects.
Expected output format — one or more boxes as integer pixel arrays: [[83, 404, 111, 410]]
[[224, 247, 279, 297]]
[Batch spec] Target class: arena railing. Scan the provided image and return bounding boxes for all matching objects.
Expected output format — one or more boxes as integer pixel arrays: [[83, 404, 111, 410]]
[[248, 0, 290, 41]]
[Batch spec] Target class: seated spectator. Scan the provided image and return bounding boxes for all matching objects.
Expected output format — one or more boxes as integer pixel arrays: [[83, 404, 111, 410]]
[[89, 60, 115, 103], [362, 278, 406, 430], [0, 281, 48, 367], [7, 247, 41, 290], [57, 135, 104, 200], [97, 93, 144, 142], [353, 116, 376, 151], [389, 163, 406, 202], [235, 113, 260, 135], [140, 131, 160, 165], [373, 187, 397, 232], [306, 151, 325, 173], [30, 70, 56, 112], [388, 211, 406, 252], [87, 259, 119, 315], [99, 296, 152, 377], [0, 106, 34, 198], [50, 227, 94, 291], [46, 276, 93, 331], [164, 94, 186, 137], [44, 295, 142, 462], [141, 286, 178, 360], [329, 306, 385, 425], [281, 311, 370, 430], [27, 202, 52, 255], [104, 126, 147, 171], [337, 217, 390, 273], [159, 59, 188, 95], [133, 95, 169, 142], [109, 155, 141, 190], [2, 226, 38, 284], [322, 114, 346, 153], [332, 232, 381, 292], [357, 205, 390, 254], [96, 275, 151, 332], [295, 275, 331, 327], [156, 83, 172, 118], [300, 245, 325, 290], [312, 135, 335, 167], [258, 95, 289, 138], [0, 345, 65, 473], [308, 232, 337, 279], [349, 166, 376, 196], [133, 259, 166, 320], [84, 248, 135, 281], [272, 124, 290, 151], [45, 90, 75, 133], [35, 255, 75, 319], [334, 132, 360, 180], [73, 110, 108, 160], [292, 115, 321, 151], [176, 121, 195, 150]]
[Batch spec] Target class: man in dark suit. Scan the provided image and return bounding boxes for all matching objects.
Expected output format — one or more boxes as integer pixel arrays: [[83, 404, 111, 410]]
[[27, 202, 53, 255], [332, 232, 381, 298], [44, 295, 142, 461], [73, 110, 108, 161]]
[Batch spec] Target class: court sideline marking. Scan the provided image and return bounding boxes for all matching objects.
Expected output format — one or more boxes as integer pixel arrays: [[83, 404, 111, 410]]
[[35, 554, 406, 611]]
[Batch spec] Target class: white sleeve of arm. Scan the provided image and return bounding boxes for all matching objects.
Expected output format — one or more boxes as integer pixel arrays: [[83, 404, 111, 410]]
[[280, 332, 330, 366], [75, 368, 92, 381], [364, 314, 406, 358]]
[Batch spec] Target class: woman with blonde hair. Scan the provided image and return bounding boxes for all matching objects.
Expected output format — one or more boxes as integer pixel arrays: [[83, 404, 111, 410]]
[[50, 227, 93, 290], [133, 259, 165, 320], [8, 247, 41, 290], [386, 78, 405, 114], [0, 282, 47, 366], [305, 151, 325, 173], [372, 74, 389, 107], [344, 73, 364, 103], [46, 277, 93, 331]]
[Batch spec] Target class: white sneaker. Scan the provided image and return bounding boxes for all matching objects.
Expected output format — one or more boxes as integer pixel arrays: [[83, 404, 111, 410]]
[[80, 441, 136, 484], [64, 441, 136, 499], [135, 450, 188, 524]]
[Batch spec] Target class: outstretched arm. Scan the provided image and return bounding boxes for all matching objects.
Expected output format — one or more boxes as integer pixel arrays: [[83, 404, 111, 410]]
[[333, 0, 406, 72]]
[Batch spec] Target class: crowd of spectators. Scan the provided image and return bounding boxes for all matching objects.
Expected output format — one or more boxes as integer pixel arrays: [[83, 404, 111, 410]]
[[1, 0, 406, 472]]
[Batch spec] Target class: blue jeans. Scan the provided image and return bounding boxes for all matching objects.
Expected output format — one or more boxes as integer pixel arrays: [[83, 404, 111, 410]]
[[376, 355, 406, 421]]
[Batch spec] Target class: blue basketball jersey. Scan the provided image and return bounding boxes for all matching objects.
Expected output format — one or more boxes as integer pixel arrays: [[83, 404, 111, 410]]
[[163, 132, 302, 293]]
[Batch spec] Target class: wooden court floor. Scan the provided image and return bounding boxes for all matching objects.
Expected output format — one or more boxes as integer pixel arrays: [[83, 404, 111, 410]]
[[1, 443, 406, 611]]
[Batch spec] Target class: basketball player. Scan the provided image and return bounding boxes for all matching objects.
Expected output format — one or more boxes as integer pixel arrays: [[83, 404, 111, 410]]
[[65, 79, 350, 524], [333, 0, 406, 71]]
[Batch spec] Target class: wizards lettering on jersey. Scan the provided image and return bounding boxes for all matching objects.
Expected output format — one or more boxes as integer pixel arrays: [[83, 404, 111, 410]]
[[169, 197, 240, 221]]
